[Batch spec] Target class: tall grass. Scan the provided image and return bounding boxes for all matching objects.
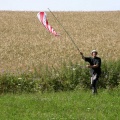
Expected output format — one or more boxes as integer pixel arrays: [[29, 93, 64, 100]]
[[0, 60, 120, 93], [0, 11, 120, 93]]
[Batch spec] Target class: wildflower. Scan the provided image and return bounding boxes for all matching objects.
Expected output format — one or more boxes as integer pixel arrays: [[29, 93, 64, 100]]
[[72, 68, 76, 71], [56, 73, 59, 77], [87, 108, 91, 111]]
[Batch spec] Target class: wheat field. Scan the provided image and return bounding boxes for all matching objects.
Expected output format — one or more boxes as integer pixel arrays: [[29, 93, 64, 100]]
[[0, 11, 120, 72]]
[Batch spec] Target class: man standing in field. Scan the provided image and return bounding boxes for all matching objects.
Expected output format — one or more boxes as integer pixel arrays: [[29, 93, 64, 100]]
[[80, 50, 101, 94]]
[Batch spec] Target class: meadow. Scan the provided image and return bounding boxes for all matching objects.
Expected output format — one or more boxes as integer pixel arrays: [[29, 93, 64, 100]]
[[0, 11, 120, 120], [0, 89, 120, 120]]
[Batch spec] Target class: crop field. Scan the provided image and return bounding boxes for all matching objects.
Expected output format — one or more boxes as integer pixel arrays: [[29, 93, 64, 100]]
[[0, 11, 120, 72]]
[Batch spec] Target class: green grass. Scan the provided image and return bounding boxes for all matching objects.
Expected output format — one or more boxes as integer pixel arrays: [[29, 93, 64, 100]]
[[0, 89, 120, 120]]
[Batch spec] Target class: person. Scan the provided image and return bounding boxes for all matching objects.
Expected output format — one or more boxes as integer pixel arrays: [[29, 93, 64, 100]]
[[80, 50, 101, 94]]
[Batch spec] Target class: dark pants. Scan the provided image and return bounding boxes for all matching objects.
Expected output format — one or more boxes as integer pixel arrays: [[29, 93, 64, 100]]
[[91, 74, 99, 94]]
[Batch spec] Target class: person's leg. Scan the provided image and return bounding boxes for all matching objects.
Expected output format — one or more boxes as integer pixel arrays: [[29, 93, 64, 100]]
[[92, 79, 97, 94], [91, 74, 99, 94]]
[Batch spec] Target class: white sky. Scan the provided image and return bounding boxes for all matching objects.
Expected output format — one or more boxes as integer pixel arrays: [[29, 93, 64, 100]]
[[0, 0, 120, 11]]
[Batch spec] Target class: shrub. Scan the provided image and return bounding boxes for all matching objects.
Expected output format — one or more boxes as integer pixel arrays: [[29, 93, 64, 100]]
[[0, 60, 120, 93]]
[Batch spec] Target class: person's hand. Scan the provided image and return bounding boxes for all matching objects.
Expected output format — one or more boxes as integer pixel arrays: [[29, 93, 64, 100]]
[[80, 52, 85, 60], [80, 52, 83, 56], [86, 65, 91, 68]]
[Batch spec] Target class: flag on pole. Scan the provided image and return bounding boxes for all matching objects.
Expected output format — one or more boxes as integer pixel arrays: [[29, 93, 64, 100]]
[[37, 12, 59, 36]]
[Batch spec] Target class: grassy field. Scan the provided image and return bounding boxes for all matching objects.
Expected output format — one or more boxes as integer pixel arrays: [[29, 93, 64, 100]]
[[0, 89, 120, 120], [0, 11, 120, 120], [0, 11, 120, 72]]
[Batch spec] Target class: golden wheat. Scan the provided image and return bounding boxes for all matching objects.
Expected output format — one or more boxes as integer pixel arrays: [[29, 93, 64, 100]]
[[0, 11, 120, 72]]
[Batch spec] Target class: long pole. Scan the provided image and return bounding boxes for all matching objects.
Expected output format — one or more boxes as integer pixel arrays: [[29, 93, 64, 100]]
[[48, 8, 81, 53]]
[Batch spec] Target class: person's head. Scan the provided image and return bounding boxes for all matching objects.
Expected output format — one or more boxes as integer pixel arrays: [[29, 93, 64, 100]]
[[91, 50, 98, 58]]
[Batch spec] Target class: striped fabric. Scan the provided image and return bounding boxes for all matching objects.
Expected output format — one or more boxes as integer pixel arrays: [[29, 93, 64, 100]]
[[37, 12, 59, 36]]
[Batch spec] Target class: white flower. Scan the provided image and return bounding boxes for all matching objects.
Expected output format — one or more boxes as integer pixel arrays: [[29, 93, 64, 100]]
[[72, 68, 76, 71], [56, 73, 59, 76]]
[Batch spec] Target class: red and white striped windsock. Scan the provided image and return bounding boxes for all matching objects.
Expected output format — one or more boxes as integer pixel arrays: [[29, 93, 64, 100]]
[[37, 12, 59, 36]]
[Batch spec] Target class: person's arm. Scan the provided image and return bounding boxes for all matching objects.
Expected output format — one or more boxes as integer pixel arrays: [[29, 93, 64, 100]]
[[86, 64, 99, 68], [80, 52, 85, 60]]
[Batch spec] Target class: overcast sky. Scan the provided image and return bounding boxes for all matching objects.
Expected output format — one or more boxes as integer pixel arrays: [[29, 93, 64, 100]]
[[0, 0, 120, 11]]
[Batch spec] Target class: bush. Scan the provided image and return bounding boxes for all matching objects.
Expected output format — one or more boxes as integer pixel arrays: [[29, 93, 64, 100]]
[[0, 60, 120, 93], [99, 61, 120, 89]]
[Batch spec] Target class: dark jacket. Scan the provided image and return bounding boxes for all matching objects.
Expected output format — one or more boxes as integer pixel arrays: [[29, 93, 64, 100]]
[[84, 57, 101, 75]]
